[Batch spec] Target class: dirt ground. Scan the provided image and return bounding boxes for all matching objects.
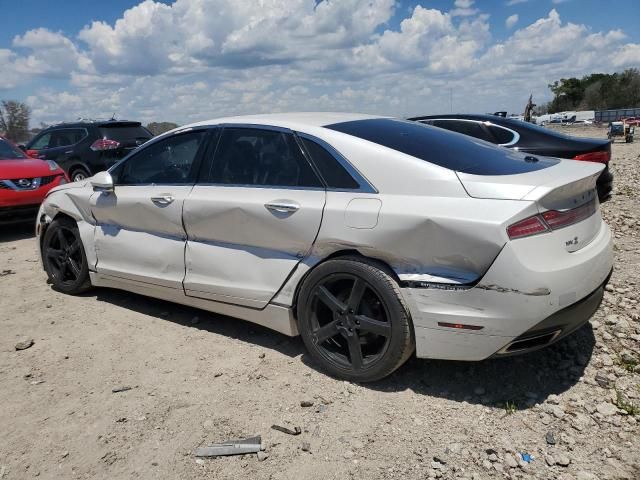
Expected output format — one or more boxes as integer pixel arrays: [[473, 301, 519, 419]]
[[1, 125, 638, 480]]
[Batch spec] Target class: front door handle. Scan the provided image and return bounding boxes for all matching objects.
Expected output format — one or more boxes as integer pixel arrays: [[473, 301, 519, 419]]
[[151, 195, 175, 205], [264, 201, 300, 213]]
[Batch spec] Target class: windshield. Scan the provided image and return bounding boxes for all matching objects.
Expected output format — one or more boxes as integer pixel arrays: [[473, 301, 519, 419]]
[[0, 138, 27, 159], [326, 118, 558, 176]]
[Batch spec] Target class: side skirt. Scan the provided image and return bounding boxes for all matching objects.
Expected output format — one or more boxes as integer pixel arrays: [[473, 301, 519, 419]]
[[90, 272, 299, 336]]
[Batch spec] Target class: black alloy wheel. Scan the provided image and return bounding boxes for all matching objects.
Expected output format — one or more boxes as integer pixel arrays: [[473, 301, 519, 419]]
[[42, 217, 91, 294], [298, 257, 414, 382]]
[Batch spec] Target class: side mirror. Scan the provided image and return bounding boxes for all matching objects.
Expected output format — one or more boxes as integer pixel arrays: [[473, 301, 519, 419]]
[[17, 144, 26, 151], [90, 171, 114, 192]]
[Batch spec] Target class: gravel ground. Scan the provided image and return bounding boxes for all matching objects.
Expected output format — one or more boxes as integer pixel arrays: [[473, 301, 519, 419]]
[[0, 125, 638, 480]]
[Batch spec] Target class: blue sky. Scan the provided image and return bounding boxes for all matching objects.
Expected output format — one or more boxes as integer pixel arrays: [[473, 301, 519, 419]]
[[1, 0, 639, 124]]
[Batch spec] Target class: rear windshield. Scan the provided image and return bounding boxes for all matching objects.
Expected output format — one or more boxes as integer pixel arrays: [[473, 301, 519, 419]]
[[0, 138, 27, 159], [326, 118, 558, 175], [99, 125, 152, 142]]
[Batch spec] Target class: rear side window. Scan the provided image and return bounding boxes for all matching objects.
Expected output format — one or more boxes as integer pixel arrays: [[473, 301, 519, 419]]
[[99, 125, 152, 143], [300, 137, 359, 189], [431, 120, 494, 143], [45, 128, 87, 148], [208, 128, 322, 188], [327, 119, 558, 176], [486, 125, 516, 145]]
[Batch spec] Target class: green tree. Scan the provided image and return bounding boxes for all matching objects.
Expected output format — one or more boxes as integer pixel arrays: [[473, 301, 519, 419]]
[[0, 100, 31, 142], [545, 69, 640, 113]]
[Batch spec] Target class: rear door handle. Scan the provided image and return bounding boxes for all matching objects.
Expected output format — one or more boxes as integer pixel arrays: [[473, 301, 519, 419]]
[[264, 201, 300, 213], [151, 195, 175, 205]]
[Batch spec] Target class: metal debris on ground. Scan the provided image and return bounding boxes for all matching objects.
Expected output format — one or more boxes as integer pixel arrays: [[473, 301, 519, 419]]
[[15, 339, 34, 351], [271, 424, 302, 436], [194, 436, 261, 457], [111, 386, 132, 393]]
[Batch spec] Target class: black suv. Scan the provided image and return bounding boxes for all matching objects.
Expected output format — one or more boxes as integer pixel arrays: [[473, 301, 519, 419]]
[[23, 120, 153, 182]]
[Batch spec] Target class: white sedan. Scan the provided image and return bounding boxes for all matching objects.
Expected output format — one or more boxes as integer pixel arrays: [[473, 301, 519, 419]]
[[36, 113, 613, 382]]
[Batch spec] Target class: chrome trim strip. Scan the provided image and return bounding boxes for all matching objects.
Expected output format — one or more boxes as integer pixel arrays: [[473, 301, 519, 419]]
[[496, 329, 562, 355], [2, 177, 42, 191], [419, 118, 521, 147]]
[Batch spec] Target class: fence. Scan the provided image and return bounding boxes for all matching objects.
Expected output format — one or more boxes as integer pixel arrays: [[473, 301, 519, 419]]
[[595, 108, 640, 123]]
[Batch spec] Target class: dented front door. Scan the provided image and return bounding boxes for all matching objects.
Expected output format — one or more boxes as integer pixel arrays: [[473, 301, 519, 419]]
[[91, 129, 209, 288], [91, 186, 192, 288]]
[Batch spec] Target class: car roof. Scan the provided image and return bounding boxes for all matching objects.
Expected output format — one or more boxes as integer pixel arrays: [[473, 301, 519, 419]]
[[183, 112, 388, 131], [409, 113, 507, 122], [45, 120, 143, 129]]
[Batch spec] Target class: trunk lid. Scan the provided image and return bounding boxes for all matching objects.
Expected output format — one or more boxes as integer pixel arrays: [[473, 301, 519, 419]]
[[456, 159, 603, 205], [458, 159, 604, 253]]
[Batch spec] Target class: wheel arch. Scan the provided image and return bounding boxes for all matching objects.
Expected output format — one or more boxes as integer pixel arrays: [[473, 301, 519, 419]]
[[289, 249, 402, 319], [67, 160, 92, 178]]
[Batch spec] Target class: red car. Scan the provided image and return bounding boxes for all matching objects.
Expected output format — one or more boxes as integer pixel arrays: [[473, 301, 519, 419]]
[[0, 136, 69, 225]]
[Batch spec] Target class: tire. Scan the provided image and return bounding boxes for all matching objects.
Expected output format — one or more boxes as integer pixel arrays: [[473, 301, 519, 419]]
[[70, 167, 90, 182], [297, 256, 415, 382], [42, 217, 92, 294]]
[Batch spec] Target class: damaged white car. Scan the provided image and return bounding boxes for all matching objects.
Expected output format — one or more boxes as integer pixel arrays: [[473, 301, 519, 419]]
[[36, 113, 613, 382]]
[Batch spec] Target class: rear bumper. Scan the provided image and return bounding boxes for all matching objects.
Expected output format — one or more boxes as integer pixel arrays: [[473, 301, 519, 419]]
[[491, 271, 609, 356], [402, 220, 613, 361]]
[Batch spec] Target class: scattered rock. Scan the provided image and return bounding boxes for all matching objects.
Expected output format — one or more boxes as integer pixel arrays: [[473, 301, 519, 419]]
[[504, 454, 519, 469], [258, 352, 265, 359], [596, 402, 618, 416], [111, 386, 132, 393], [545, 431, 556, 445], [300, 400, 314, 408], [15, 339, 34, 351], [595, 371, 612, 388], [555, 453, 571, 467], [257, 451, 269, 461]]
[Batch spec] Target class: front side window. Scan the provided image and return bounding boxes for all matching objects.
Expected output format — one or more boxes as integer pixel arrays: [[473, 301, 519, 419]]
[[111, 131, 206, 185], [29, 132, 52, 150], [207, 128, 322, 188]]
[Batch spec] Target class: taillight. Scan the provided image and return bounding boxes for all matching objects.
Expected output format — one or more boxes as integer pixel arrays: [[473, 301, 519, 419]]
[[507, 199, 597, 240], [90, 138, 120, 151], [573, 150, 609, 164], [541, 200, 596, 230], [507, 215, 549, 239]]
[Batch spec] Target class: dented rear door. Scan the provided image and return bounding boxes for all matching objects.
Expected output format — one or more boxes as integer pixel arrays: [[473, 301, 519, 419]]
[[182, 125, 326, 309]]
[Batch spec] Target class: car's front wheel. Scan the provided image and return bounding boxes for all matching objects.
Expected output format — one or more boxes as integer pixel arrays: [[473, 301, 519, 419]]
[[42, 217, 91, 294], [297, 257, 415, 382]]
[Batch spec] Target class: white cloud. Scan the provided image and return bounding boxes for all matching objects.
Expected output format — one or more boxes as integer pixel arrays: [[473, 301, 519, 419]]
[[451, 0, 479, 17], [505, 0, 528, 5], [0, 2, 638, 123], [506, 14, 519, 29]]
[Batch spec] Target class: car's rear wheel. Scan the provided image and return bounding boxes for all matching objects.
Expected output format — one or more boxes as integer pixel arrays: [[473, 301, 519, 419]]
[[42, 217, 91, 294], [70, 167, 90, 182], [297, 257, 415, 382]]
